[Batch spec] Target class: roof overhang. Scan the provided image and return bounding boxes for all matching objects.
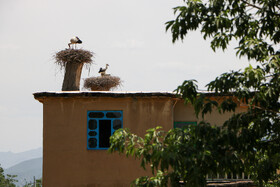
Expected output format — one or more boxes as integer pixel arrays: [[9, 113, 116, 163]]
[[33, 91, 179, 103]]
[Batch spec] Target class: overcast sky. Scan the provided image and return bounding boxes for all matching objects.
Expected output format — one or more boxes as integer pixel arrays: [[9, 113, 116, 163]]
[[0, 0, 251, 153]]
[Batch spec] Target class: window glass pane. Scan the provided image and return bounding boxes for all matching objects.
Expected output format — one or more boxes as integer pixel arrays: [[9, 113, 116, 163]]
[[99, 120, 111, 148], [88, 131, 97, 136], [106, 112, 122, 118], [175, 123, 189, 128], [113, 119, 122, 130], [174, 122, 197, 128], [88, 112, 104, 118], [87, 110, 123, 150], [88, 119, 97, 130], [88, 138, 97, 148]]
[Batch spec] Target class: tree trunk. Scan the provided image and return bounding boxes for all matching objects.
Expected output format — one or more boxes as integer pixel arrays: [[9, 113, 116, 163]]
[[62, 62, 83, 91]]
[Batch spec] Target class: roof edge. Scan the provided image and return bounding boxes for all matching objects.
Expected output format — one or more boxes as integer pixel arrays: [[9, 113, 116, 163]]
[[33, 91, 179, 101], [33, 91, 234, 102]]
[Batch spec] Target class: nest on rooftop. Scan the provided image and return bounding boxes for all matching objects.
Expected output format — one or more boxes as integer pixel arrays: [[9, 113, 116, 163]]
[[54, 49, 94, 68], [84, 75, 122, 91]]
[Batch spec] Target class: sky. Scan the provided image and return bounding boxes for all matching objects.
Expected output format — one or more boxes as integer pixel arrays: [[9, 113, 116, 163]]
[[0, 0, 251, 153]]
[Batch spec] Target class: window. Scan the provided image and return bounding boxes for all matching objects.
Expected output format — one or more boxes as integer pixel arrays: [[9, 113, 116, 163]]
[[174, 121, 197, 128], [87, 111, 123, 150]]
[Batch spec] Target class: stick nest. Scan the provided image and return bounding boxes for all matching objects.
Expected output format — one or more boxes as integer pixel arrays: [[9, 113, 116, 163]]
[[84, 76, 122, 91], [54, 49, 94, 68]]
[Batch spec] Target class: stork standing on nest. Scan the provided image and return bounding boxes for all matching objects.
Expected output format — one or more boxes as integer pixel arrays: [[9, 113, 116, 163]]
[[68, 36, 82, 49], [98, 64, 109, 76]]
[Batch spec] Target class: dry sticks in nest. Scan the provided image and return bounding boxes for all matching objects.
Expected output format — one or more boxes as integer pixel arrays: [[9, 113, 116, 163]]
[[54, 49, 94, 68], [84, 76, 122, 91]]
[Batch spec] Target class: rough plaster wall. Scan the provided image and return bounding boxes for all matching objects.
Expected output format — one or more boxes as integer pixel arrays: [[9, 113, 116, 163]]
[[174, 100, 248, 126], [41, 96, 247, 186], [42, 97, 174, 186]]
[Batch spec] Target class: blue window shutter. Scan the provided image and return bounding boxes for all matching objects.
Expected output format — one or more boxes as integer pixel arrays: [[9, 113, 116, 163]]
[[87, 111, 123, 150]]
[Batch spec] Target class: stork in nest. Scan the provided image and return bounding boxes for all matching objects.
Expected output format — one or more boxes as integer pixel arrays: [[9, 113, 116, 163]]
[[68, 36, 82, 49], [98, 64, 109, 76]]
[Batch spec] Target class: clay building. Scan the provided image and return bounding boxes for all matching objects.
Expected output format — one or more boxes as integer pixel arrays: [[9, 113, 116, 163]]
[[33, 91, 247, 187]]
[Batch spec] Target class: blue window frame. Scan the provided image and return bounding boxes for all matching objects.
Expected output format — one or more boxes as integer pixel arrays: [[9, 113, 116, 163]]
[[87, 111, 123, 150], [174, 121, 197, 128]]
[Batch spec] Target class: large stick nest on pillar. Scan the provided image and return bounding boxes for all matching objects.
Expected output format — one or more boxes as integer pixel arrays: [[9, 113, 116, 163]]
[[84, 76, 122, 91], [54, 49, 94, 68]]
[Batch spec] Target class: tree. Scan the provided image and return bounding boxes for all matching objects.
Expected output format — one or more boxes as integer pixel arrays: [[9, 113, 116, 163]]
[[110, 125, 246, 186], [23, 177, 42, 187], [109, 0, 280, 186], [0, 165, 17, 187]]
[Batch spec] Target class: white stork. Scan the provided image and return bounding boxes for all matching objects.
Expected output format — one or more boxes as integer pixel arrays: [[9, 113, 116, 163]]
[[68, 36, 82, 49], [98, 64, 109, 76]]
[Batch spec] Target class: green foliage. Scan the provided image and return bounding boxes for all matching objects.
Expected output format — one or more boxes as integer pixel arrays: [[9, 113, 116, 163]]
[[166, 0, 280, 186], [166, 0, 280, 61], [175, 80, 198, 104], [0, 165, 17, 187], [110, 125, 246, 187], [110, 0, 280, 186], [23, 178, 42, 187]]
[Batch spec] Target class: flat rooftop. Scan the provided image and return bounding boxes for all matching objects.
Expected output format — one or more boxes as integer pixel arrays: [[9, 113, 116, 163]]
[[33, 91, 226, 102], [34, 91, 234, 105], [33, 91, 179, 102]]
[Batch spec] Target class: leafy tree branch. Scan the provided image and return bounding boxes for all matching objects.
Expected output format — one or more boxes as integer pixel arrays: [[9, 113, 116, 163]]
[[109, 0, 280, 186]]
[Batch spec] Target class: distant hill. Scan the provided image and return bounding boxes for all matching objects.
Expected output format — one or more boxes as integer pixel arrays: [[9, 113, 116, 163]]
[[0, 147, 42, 168], [5, 157, 42, 187]]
